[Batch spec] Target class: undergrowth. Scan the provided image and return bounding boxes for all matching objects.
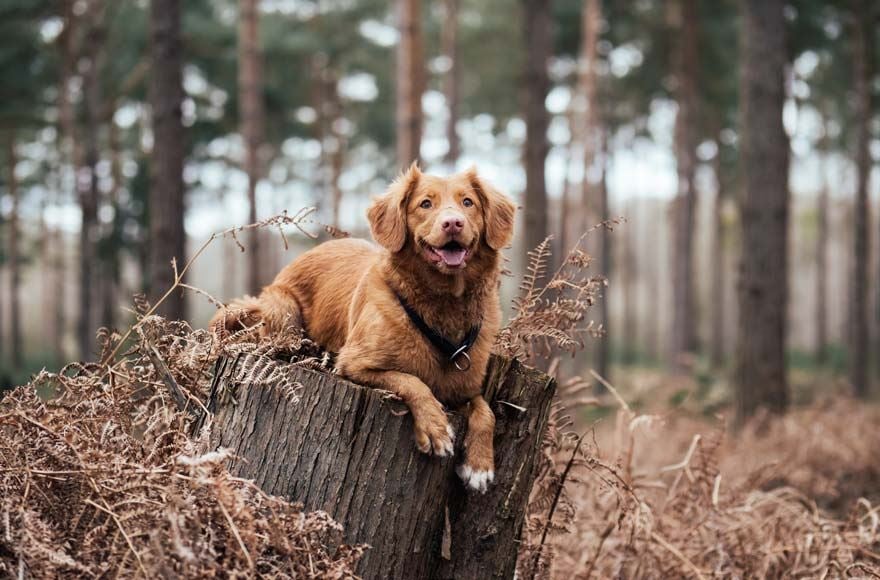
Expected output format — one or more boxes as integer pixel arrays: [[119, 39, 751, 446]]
[[1, 215, 878, 579]]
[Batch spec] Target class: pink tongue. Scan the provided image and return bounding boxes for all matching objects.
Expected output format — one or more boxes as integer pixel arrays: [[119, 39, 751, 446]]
[[438, 247, 467, 266]]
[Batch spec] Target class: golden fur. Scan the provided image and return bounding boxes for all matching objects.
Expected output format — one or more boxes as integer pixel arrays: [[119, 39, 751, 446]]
[[211, 164, 516, 492]]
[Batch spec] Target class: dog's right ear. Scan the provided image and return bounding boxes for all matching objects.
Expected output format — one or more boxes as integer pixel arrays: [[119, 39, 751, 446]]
[[368, 162, 421, 252]]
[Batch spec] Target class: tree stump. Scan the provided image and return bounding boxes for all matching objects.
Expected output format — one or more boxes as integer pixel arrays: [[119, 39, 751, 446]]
[[205, 354, 556, 579]]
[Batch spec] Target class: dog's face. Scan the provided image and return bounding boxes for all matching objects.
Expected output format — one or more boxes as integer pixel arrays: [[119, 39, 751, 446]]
[[368, 164, 516, 274]]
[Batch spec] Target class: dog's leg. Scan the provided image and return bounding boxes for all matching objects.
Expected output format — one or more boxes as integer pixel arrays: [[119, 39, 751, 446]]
[[456, 396, 495, 493], [337, 363, 455, 457]]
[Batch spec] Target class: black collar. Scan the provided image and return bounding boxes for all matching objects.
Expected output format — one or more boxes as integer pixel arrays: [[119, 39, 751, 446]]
[[394, 291, 481, 371]]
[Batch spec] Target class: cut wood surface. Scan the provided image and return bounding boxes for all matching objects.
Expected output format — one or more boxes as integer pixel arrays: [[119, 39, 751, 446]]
[[206, 354, 556, 579]]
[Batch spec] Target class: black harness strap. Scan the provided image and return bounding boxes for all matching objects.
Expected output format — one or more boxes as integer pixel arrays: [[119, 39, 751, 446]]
[[394, 291, 481, 371]]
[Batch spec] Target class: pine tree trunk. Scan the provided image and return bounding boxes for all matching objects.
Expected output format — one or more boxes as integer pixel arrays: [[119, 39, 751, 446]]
[[100, 120, 123, 330], [396, 0, 424, 167], [575, 0, 601, 239], [239, 0, 264, 294], [670, 0, 699, 370], [849, 0, 871, 397], [621, 201, 637, 364], [78, 0, 106, 359], [205, 355, 555, 580], [734, 0, 790, 424], [148, 0, 187, 321], [442, 0, 459, 166], [710, 146, 726, 368], [522, 0, 552, 262], [595, 131, 611, 380], [55, 0, 76, 361], [815, 145, 829, 365], [6, 136, 22, 371]]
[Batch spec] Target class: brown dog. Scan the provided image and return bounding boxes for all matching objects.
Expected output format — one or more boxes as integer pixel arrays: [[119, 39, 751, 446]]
[[211, 164, 516, 492]]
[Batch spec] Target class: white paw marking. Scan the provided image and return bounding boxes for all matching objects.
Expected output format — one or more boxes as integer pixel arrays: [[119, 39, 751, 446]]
[[457, 464, 495, 493]]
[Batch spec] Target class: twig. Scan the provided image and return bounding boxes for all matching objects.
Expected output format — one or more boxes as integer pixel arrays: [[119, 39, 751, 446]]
[[218, 499, 254, 570], [137, 328, 188, 413], [589, 370, 629, 412], [529, 429, 588, 580], [84, 498, 148, 577], [651, 530, 706, 580]]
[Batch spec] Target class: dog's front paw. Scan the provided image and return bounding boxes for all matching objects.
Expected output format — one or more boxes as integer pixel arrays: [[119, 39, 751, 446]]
[[457, 463, 495, 493], [413, 401, 455, 457]]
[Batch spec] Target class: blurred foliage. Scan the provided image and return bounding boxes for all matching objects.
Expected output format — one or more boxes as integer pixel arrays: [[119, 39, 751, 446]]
[[0, 0, 877, 383]]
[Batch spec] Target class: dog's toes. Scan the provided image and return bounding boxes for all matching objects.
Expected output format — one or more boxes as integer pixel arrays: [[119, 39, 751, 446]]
[[415, 422, 455, 457], [432, 429, 455, 457], [456, 464, 494, 493], [415, 431, 432, 454]]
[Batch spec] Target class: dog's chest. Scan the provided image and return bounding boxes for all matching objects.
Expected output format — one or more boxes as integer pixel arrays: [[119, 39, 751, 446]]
[[399, 323, 492, 407]]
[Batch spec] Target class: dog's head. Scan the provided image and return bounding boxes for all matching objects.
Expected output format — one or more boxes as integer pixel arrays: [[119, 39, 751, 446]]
[[367, 164, 516, 274]]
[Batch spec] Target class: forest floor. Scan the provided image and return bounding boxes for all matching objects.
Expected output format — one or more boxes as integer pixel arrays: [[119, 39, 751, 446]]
[[2, 336, 878, 578], [526, 364, 880, 578]]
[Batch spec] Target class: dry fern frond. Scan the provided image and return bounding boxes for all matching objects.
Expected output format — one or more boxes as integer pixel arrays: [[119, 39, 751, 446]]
[[0, 213, 362, 579], [496, 224, 618, 364]]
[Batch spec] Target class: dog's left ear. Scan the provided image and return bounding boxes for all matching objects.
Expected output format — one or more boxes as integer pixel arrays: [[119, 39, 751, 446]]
[[467, 167, 516, 251], [368, 162, 421, 252]]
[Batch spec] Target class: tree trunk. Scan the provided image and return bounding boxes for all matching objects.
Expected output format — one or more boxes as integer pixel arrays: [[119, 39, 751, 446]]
[[396, 0, 424, 167], [578, 0, 601, 235], [670, 0, 699, 370], [621, 200, 637, 364], [54, 0, 77, 362], [595, 131, 611, 380], [522, 0, 552, 262], [815, 141, 829, 365], [6, 136, 22, 371], [205, 355, 555, 580], [850, 0, 871, 397], [100, 119, 123, 330], [78, 0, 106, 359], [710, 145, 726, 368], [239, 0, 265, 294], [148, 0, 187, 321], [734, 0, 790, 425], [442, 0, 459, 166]]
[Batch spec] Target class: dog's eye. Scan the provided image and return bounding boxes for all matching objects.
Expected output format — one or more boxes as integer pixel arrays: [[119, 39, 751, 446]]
[[462, 198, 474, 208], [420, 199, 432, 209]]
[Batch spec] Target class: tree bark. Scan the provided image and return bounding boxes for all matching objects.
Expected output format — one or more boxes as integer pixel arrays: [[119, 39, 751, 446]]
[[54, 0, 77, 361], [522, 0, 552, 263], [77, 0, 106, 359], [621, 200, 637, 364], [442, 0, 460, 166], [594, 131, 611, 380], [239, 0, 265, 294], [815, 137, 829, 365], [849, 0, 871, 397], [148, 0, 187, 321], [6, 136, 22, 371], [577, 0, 601, 235], [734, 0, 790, 425], [206, 355, 556, 580], [396, 0, 424, 168], [100, 119, 123, 330], [670, 0, 699, 370], [710, 144, 726, 368]]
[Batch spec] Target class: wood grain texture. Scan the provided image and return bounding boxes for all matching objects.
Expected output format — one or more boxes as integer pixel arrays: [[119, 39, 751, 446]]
[[207, 355, 555, 579]]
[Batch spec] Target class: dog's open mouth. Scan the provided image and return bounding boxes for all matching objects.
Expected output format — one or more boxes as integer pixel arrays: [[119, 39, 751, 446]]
[[427, 241, 469, 268]]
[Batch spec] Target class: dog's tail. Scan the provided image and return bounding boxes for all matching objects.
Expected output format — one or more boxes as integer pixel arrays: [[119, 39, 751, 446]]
[[209, 295, 263, 337], [210, 286, 302, 338]]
